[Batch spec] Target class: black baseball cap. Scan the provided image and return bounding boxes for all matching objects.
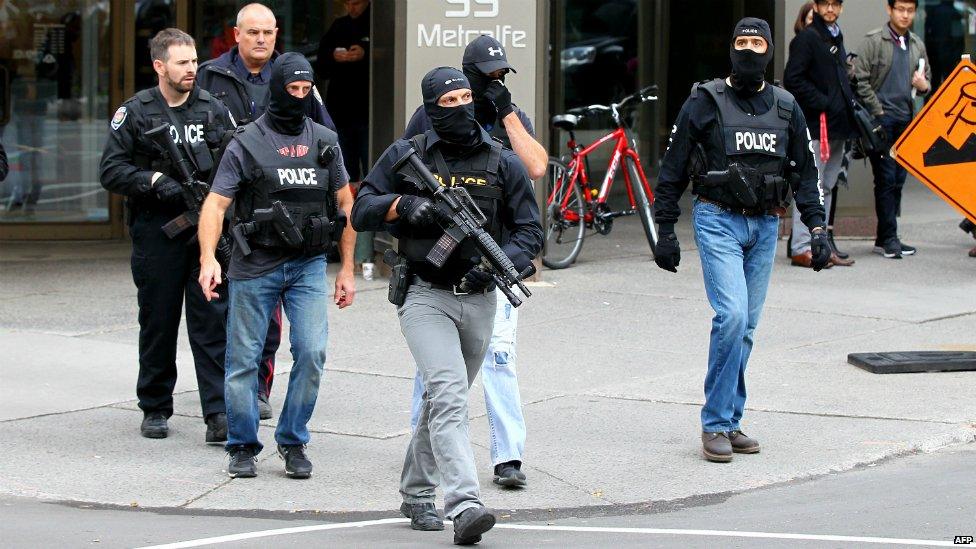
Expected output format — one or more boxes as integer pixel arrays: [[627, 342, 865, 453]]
[[462, 35, 517, 75]]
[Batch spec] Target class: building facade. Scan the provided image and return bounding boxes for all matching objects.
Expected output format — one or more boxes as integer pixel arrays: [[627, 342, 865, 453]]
[[1, 0, 973, 240]]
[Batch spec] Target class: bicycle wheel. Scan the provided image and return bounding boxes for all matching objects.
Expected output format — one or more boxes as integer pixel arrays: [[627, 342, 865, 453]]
[[626, 157, 659, 258], [542, 157, 585, 269]]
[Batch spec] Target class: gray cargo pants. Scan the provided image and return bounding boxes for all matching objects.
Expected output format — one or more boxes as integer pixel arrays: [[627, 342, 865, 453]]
[[398, 282, 496, 519]]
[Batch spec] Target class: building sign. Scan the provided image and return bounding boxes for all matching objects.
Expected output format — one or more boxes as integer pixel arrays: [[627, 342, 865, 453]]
[[893, 58, 976, 222], [404, 0, 538, 125]]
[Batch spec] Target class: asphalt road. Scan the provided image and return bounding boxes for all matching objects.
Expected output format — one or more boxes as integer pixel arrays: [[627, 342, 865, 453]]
[[4, 443, 973, 548]]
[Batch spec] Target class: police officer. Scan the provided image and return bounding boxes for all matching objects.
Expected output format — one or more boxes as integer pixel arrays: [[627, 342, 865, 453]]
[[352, 67, 542, 544], [99, 28, 235, 442], [198, 53, 356, 480], [653, 18, 830, 463], [403, 35, 547, 488], [196, 2, 338, 420]]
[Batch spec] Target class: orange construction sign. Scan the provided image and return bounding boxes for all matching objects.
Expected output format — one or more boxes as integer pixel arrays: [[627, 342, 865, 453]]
[[893, 58, 976, 223]]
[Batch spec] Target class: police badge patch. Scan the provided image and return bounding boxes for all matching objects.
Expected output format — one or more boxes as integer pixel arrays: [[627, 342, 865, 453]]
[[111, 106, 127, 130]]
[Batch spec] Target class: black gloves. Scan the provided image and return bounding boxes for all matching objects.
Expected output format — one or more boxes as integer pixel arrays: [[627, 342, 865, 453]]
[[458, 261, 496, 293], [810, 229, 832, 272], [483, 81, 514, 119], [154, 175, 183, 203], [396, 195, 439, 227], [654, 232, 681, 273]]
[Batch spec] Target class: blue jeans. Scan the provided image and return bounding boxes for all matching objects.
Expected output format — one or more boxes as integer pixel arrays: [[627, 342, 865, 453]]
[[224, 255, 329, 452], [410, 288, 525, 466], [692, 200, 779, 433], [869, 115, 910, 245]]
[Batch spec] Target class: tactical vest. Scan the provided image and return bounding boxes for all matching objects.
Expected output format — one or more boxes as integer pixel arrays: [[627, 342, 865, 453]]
[[398, 132, 505, 282], [241, 78, 270, 121], [132, 88, 226, 179], [234, 119, 343, 254], [692, 79, 795, 209]]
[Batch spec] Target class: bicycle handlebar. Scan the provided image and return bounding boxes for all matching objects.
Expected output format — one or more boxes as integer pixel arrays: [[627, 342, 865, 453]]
[[565, 84, 658, 119]]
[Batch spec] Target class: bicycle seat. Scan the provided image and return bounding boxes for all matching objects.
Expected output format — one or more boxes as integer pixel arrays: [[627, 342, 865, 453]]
[[551, 114, 579, 131]]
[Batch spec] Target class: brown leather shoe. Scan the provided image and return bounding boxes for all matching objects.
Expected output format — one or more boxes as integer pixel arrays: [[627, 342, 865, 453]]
[[829, 252, 855, 267], [701, 431, 733, 462], [727, 430, 761, 454], [790, 251, 833, 269]]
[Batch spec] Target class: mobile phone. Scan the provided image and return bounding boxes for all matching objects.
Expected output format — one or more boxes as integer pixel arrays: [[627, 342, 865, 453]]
[[335, 47, 347, 53]]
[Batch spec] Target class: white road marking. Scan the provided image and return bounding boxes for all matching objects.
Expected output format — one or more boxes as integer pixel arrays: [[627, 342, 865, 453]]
[[494, 524, 955, 546], [136, 518, 955, 548]]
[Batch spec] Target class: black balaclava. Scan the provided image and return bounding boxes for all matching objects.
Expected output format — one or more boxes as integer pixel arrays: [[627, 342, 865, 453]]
[[422, 66, 482, 148], [266, 52, 315, 136], [463, 65, 497, 126], [729, 17, 774, 96]]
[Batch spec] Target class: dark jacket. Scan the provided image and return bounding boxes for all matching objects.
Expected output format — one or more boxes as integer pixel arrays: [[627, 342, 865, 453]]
[[316, 5, 370, 126], [197, 47, 335, 130], [783, 13, 858, 140], [853, 24, 931, 117], [0, 141, 7, 182]]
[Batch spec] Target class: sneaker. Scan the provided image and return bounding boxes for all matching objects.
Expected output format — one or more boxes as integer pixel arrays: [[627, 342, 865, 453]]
[[227, 446, 257, 478], [362, 262, 375, 281], [701, 431, 733, 462], [277, 444, 313, 479], [873, 239, 902, 259], [205, 413, 227, 444], [727, 430, 761, 454], [899, 241, 917, 256], [400, 501, 444, 531], [492, 461, 527, 487], [258, 393, 273, 420], [140, 412, 169, 439], [452, 506, 496, 545]]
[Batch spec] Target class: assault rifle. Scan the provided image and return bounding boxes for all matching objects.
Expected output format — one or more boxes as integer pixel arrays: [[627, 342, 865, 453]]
[[392, 147, 535, 307], [144, 124, 232, 267]]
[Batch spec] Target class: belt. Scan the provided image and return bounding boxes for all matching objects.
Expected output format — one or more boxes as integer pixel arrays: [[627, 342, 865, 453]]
[[697, 196, 785, 218], [410, 275, 491, 296]]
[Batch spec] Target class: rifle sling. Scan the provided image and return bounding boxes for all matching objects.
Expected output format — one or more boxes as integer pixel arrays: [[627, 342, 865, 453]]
[[151, 87, 200, 174]]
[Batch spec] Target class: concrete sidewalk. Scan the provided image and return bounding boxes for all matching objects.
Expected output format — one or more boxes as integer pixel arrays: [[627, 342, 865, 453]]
[[1, 179, 974, 517]]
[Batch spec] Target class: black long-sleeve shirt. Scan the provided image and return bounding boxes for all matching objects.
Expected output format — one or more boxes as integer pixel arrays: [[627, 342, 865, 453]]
[[352, 128, 542, 283], [317, 7, 370, 126], [99, 86, 235, 200], [654, 81, 826, 230]]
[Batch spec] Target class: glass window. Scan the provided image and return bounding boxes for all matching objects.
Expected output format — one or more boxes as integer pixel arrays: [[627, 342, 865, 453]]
[[1, 1, 112, 223], [559, 0, 639, 112], [920, 0, 976, 90]]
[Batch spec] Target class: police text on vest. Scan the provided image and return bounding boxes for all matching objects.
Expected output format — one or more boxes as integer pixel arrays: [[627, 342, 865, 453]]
[[277, 168, 318, 186], [735, 131, 777, 153]]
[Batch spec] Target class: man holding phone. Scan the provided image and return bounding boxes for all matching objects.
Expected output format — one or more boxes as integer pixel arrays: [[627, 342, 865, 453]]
[[317, 0, 374, 278]]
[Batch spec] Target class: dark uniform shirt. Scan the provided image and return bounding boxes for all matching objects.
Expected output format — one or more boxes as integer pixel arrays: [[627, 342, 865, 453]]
[[210, 116, 349, 280], [99, 86, 235, 204], [654, 82, 826, 230], [352, 127, 542, 282]]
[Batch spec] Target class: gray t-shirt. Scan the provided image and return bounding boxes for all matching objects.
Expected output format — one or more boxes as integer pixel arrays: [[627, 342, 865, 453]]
[[877, 32, 914, 122], [211, 116, 349, 280]]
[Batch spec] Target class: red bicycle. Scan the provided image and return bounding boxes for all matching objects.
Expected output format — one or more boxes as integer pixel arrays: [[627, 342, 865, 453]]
[[543, 85, 659, 269]]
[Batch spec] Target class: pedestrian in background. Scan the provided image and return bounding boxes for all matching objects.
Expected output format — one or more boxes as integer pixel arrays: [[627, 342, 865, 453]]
[[784, 0, 858, 268], [794, 2, 815, 36], [317, 0, 375, 280], [853, 0, 930, 259]]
